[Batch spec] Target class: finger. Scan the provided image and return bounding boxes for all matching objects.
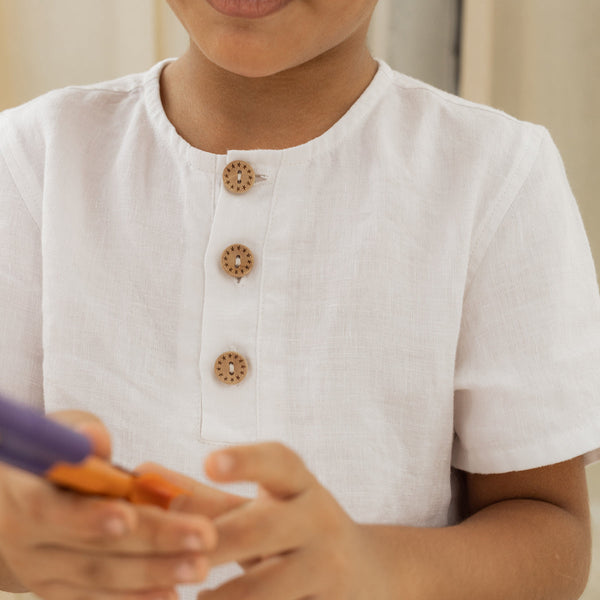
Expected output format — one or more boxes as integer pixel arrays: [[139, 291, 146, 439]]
[[4, 471, 216, 554], [135, 462, 249, 518], [71, 501, 218, 554], [21, 544, 210, 591], [205, 442, 316, 499], [207, 492, 314, 567], [48, 410, 112, 460], [76, 422, 112, 460], [0, 465, 137, 541], [198, 550, 317, 600]]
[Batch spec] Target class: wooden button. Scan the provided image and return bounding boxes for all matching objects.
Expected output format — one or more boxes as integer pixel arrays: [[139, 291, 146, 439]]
[[221, 244, 254, 278], [223, 160, 255, 194], [214, 352, 248, 385]]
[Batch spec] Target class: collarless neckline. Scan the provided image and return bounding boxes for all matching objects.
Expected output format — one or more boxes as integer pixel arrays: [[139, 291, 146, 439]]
[[143, 57, 394, 171]]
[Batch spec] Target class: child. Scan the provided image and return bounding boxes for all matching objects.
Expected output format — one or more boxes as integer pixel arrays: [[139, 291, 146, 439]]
[[1, 0, 600, 599]]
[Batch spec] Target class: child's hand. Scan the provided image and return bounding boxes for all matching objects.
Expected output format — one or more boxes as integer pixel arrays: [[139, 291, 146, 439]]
[[133, 461, 254, 573], [0, 411, 218, 600], [197, 442, 376, 600]]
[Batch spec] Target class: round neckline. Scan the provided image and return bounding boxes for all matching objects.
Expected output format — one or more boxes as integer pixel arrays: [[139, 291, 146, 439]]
[[143, 57, 394, 171]]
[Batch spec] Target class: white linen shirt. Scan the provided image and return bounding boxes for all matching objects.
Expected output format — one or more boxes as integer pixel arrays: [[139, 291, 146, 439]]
[[2, 58, 600, 596]]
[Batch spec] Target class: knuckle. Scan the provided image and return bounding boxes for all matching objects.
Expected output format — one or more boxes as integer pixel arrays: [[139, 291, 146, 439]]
[[270, 441, 292, 461], [151, 555, 194, 587]]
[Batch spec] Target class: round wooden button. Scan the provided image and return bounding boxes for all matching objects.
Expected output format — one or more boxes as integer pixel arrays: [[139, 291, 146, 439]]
[[214, 352, 248, 385], [221, 244, 254, 278], [223, 160, 255, 194]]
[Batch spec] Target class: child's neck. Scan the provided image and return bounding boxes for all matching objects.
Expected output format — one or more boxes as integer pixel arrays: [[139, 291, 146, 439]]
[[159, 38, 378, 155]]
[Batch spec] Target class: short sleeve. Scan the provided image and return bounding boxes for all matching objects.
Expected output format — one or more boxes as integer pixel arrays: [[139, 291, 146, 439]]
[[453, 127, 600, 474], [0, 128, 43, 408]]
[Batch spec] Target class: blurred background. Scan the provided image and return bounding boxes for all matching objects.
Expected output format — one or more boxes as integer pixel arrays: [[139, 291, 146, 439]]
[[0, 0, 598, 597]]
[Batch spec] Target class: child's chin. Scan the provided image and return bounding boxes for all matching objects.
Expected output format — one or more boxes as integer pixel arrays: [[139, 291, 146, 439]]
[[209, 51, 302, 79]]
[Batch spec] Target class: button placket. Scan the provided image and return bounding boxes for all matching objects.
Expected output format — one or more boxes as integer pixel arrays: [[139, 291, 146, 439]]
[[199, 154, 274, 443]]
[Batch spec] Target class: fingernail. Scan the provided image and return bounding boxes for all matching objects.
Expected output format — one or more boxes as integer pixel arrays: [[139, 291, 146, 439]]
[[175, 560, 199, 583], [214, 452, 235, 474], [182, 533, 204, 551], [104, 517, 127, 537]]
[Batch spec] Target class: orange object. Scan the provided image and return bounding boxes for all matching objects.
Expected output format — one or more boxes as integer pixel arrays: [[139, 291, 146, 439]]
[[47, 456, 190, 509]]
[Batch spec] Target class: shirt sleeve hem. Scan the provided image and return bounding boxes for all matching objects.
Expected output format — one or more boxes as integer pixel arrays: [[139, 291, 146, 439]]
[[451, 423, 600, 474]]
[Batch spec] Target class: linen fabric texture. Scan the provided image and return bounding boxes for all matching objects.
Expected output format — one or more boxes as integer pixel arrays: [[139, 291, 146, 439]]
[[1, 59, 600, 595]]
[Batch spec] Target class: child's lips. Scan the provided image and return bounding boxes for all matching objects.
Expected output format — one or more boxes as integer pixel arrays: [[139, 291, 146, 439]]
[[205, 0, 294, 19]]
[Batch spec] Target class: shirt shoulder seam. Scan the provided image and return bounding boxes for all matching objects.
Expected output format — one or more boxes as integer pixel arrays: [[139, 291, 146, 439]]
[[51, 81, 145, 97], [464, 126, 548, 297], [382, 67, 528, 127]]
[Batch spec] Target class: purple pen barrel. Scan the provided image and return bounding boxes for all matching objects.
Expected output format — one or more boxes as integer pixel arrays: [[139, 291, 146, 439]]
[[0, 392, 92, 475], [0, 392, 190, 508]]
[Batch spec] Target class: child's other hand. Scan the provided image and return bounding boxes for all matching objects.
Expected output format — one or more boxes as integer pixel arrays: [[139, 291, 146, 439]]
[[134, 461, 253, 571], [196, 442, 375, 600], [0, 411, 217, 600]]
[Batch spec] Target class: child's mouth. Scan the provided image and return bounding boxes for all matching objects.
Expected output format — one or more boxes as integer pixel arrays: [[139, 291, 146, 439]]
[[205, 0, 294, 19]]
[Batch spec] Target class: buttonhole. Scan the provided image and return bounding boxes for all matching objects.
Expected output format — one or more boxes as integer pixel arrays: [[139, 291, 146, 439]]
[[229, 362, 235, 375]]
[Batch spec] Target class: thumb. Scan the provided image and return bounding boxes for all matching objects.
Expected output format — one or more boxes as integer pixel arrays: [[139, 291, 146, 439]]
[[47, 410, 112, 460]]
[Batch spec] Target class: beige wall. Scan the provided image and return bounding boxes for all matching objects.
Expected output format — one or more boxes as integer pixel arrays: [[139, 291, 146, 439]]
[[462, 2, 600, 598], [0, 0, 188, 110], [461, 0, 600, 284]]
